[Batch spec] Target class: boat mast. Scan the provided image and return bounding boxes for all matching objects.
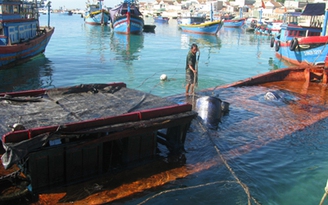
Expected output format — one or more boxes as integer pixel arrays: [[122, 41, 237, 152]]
[[322, 9, 328, 36], [127, 0, 131, 34], [99, 0, 104, 25], [46, 1, 51, 28]]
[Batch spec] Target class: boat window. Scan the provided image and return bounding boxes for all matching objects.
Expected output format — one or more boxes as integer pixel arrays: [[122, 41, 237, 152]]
[[299, 30, 306, 37], [2, 5, 9, 14], [8, 5, 13, 13], [0, 5, 2, 14], [13, 5, 19, 14], [0, 23, 3, 35], [288, 30, 299, 37]]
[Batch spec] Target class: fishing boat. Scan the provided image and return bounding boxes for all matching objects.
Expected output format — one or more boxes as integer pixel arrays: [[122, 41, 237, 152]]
[[179, 4, 223, 35], [266, 19, 283, 36], [0, 82, 196, 197], [109, 0, 144, 34], [272, 3, 328, 66], [244, 17, 258, 32], [154, 16, 169, 23], [223, 7, 246, 28], [0, 0, 54, 70], [60, 10, 73, 16], [179, 20, 224, 35], [223, 18, 246, 28], [143, 24, 156, 33], [84, 0, 110, 25]]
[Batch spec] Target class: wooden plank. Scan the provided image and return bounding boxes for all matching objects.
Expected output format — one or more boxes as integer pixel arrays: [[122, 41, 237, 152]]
[[83, 144, 103, 177], [48, 147, 65, 187], [65, 144, 83, 183], [28, 151, 49, 190], [140, 132, 156, 159], [123, 135, 141, 163]]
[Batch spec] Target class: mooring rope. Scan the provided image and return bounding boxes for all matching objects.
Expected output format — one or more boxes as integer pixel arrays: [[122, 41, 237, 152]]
[[137, 118, 261, 205], [311, 37, 328, 66], [137, 180, 242, 205], [135, 68, 180, 90], [196, 118, 261, 205], [319, 179, 328, 205]]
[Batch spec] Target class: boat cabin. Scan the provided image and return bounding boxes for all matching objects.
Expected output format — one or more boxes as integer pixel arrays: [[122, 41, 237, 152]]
[[279, 4, 326, 41], [0, 0, 40, 45]]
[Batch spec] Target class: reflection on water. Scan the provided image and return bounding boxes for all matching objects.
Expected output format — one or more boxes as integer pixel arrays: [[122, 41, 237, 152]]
[[84, 24, 112, 63], [0, 54, 53, 92], [110, 33, 144, 65], [180, 33, 222, 66], [218, 27, 245, 45]]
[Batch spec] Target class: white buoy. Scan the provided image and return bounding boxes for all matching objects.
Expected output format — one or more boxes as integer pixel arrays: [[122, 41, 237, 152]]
[[160, 74, 167, 81]]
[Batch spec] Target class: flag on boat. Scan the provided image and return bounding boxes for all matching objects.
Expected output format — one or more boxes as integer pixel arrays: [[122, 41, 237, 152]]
[[261, 0, 266, 9]]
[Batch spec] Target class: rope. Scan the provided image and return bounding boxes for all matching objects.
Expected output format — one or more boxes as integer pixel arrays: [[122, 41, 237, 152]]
[[196, 118, 261, 205], [319, 179, 328, 205], [137, 117, 261, 205], [137, 180, 242, 205], [311, 37, 328, 66], [135, 68, 179, 90]]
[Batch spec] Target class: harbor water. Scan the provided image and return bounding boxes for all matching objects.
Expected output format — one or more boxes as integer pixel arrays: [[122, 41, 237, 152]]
[[1, 14, 328, 205]]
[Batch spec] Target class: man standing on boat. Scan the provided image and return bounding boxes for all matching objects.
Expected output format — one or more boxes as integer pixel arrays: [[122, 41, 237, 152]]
[[185, 44, 198, 96]]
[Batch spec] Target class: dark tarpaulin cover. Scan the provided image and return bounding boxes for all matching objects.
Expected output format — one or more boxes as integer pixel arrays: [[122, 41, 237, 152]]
[[1, 133, 50, 169], [301, 3, 326, 16]]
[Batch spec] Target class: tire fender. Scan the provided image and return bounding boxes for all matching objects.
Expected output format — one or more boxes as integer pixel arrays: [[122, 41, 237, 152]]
[[275, 41, 280, 52], [270, 37, 275, 48], [289, 38, 298, 51]]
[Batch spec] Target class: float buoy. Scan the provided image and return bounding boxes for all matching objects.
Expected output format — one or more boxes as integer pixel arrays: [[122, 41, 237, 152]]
[[160, 74, 167, 81]]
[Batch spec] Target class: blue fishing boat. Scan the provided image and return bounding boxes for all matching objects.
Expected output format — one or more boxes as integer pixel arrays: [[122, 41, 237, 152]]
[[0, 0, 54, 69], [84, 0, 110, 25], [223, 18, 246, 28], [109, 0, 144, 34], [223, 8, 246, 28], [179, 20, 224, 35], [272, 3, 328, 66], [178, 4, 223, 35], [154, 16, 169, 23]]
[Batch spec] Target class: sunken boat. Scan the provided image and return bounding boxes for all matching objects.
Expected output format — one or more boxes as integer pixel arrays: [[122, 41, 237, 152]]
[[0, 82, 197, 200]]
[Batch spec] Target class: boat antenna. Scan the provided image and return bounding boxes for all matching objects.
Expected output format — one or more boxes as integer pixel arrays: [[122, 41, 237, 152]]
[[210, 3, 213, 21], [47, 1, 52, 28]]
